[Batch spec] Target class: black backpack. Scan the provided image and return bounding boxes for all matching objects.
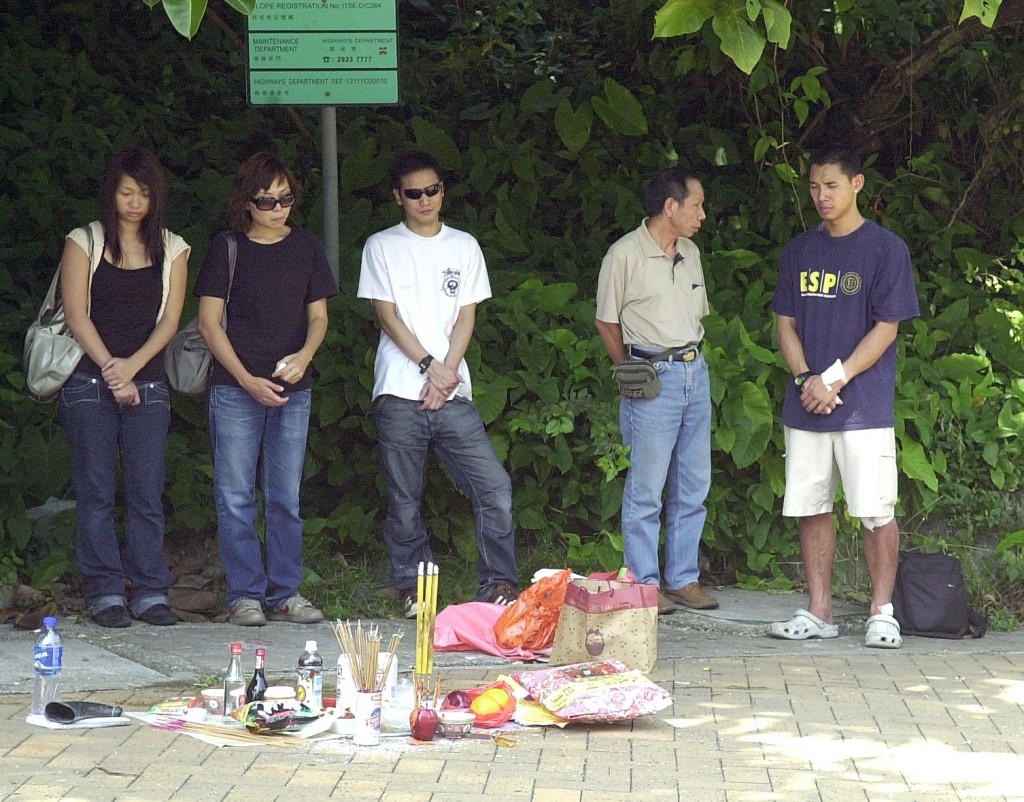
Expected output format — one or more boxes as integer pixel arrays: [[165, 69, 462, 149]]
[[891, 551, 988, 639]]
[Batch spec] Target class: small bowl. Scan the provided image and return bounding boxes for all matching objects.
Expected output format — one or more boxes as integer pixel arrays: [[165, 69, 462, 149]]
[[330, 712, 356, 736], [182, 707, 208, 723], [437, 710, 475, 739]]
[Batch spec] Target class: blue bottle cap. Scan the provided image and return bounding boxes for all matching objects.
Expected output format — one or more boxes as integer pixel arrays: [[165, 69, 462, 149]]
[[43, 616, 57, 627]]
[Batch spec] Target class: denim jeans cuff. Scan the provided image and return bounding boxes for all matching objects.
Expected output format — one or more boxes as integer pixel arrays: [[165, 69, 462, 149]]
[[130, 595, 169, 618], [92, 595, 128, 613]]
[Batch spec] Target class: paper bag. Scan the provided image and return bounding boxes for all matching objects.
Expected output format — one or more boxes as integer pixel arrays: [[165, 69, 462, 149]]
[[548, 579, 659, 672]]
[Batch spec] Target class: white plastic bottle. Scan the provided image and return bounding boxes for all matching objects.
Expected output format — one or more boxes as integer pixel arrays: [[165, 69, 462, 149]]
[[31, 616, 63, 716], [297, 640, 323, 713]]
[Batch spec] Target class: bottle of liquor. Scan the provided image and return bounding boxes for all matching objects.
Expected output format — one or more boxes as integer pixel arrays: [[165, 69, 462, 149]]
[[296, 640, 323, 713], [222, 642, 245, 715], [245, 647, 268, 703]]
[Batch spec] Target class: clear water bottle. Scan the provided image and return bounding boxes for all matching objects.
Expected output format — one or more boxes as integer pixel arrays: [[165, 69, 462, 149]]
[[222, 642, 245, 716], [296, 640, 323, 713], [32, 616, 63, 715]]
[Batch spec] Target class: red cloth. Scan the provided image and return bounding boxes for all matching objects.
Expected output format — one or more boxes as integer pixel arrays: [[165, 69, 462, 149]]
[[433, 602, 542, 660]]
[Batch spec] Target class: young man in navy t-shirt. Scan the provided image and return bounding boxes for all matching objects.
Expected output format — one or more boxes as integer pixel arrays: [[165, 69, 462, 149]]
[[769, 144, 919, 649]]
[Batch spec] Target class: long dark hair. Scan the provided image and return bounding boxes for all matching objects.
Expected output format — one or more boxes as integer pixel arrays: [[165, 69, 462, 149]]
[[98, 148, 166, 269], [227, 152, 300, 233]]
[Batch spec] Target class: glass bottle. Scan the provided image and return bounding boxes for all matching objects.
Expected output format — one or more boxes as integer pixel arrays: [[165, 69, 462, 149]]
[[245, 647, 268, 703], [223, 642, 245, 715]]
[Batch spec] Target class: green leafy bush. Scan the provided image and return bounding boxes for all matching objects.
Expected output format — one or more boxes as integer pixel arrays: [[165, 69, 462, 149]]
[[3, 0, 1024, 620]]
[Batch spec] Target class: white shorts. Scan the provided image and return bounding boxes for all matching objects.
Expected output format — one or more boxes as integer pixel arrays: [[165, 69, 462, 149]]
[[782, 427, 898, 524]]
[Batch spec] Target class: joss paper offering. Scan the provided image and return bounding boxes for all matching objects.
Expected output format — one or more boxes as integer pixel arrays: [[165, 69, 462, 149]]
[[511, 659, 671, 723]]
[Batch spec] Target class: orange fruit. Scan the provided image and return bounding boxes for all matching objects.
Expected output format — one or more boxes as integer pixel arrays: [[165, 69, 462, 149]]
[[470, 695, 502, 716], [480, 688, 511, 707]]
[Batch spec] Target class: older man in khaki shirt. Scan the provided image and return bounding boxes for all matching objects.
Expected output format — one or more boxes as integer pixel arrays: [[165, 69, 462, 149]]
[[595, 167, 717, 615]]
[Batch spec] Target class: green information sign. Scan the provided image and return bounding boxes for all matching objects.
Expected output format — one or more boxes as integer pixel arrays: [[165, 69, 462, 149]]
[[247, 0, 398, 106]]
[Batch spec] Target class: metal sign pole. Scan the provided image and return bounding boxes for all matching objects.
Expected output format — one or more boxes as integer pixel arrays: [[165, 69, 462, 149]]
[[321, 106, 339, 284]]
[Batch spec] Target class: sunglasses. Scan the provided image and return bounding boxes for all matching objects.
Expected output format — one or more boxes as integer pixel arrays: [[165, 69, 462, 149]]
[[401, 182, 442, 200], [249, 193, 296, 211]]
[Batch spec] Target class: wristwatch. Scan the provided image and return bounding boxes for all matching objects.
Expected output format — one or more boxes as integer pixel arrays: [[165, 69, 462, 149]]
[[793, 371, 812, 387], [418, 355, 434, 374]]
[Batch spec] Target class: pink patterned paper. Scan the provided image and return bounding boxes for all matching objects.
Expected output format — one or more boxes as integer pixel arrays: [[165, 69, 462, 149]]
[[511, 659, 671, 723]]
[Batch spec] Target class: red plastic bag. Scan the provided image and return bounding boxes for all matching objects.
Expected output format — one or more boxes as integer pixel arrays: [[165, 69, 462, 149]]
[[441, 681, 516, 728], [494, 568, 572, 650]]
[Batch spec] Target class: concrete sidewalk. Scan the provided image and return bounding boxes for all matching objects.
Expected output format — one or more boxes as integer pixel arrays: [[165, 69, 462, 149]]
[[2, 588, 1023, 801]]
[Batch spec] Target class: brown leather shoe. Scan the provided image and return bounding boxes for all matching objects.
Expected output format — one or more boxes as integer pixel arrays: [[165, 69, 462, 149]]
[[657, 590, 678, 616], [664, 582, 719, 610]]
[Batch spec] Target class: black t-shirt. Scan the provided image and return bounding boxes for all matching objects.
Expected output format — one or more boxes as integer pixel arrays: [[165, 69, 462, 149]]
[[77, 257, 165, 381], [193, 228, 338, 392]]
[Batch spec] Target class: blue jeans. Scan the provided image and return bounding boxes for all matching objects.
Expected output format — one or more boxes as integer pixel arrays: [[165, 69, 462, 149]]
[[620, 354, 712, 589], [60, 374, 173, 617], [371, 395, 517, 596], [208, 386, 311, 610]]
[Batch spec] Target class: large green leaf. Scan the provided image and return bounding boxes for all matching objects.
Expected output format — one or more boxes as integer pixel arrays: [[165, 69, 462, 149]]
[[712, 3, 767, 75], [960, 0, 1003, 26], [899, 441, 939, 492], [591, 79, 648, 137], [653, 0, 717, 37], [411, 117, 461, 170], [158, 0, 208, 39], [340, 139, 387, 192], [722, 382, 773, 469], [760, 0, 791, 46], [554, 98, 593, 153], [976, 303, 1024, 377], [224, 0, 257, 13]]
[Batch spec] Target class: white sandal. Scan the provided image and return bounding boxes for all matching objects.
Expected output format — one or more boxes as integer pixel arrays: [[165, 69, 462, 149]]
[[767, 609, 839, 640], [865, 613, 902, 649]]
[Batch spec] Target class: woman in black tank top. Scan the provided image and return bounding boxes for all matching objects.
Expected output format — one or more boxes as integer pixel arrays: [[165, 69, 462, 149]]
[[58, 148, 190, 629]]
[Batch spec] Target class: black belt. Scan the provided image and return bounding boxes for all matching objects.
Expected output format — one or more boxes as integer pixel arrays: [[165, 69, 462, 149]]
[[629, 345, 700, 363]]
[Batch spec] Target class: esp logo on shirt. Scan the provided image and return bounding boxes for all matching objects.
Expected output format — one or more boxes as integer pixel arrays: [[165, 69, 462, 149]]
[[800, 269, 839, 297]]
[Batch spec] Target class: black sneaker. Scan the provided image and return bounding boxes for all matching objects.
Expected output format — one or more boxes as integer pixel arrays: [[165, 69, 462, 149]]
[[136, 604, 179, 626], [93, 605, 131, 628], [479, 581, 518, 606], [403, 593, 419, 619]]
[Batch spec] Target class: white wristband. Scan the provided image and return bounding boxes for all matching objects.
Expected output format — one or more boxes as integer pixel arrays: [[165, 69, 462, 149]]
[[820, 359, 847, 387]]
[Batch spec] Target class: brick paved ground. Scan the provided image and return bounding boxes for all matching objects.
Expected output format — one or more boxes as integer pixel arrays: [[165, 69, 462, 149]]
[[3, 650, 1023, 802]]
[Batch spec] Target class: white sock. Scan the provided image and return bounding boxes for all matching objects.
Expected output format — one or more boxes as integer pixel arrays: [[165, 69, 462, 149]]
[[879, 603, 894, 617]]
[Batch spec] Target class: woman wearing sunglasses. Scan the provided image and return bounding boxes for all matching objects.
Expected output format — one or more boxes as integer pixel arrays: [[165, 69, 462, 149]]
[[60, 147, 189, 628], [194, 152, 338, 627]]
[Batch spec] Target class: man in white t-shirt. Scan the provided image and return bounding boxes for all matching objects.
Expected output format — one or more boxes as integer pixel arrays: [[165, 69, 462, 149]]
[[357, 150, 519, 618]]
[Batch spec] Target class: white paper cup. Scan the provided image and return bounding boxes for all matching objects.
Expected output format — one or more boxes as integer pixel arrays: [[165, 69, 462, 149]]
[[200, 688, 224, 715], [352, 691, 382, 746], [336, 653, 397, 712]]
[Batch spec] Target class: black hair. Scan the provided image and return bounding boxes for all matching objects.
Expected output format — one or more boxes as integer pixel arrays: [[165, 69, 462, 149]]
[[98, 148, 166, 268], [389, 150, 444, 190], [644, 167, 700, 218], [809, 143, 863, 179], [227, 152, 300, 233]]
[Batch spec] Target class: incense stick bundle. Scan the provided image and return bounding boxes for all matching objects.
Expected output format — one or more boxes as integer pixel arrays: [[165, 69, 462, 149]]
[[415, 561, 440, 675], [332, 620, 403, 692], [151, 716, 306, 748]]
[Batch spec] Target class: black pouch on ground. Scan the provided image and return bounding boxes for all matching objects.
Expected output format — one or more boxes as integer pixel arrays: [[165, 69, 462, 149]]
[[891, 551, 988, 639], [44, 701, 124, 724]]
